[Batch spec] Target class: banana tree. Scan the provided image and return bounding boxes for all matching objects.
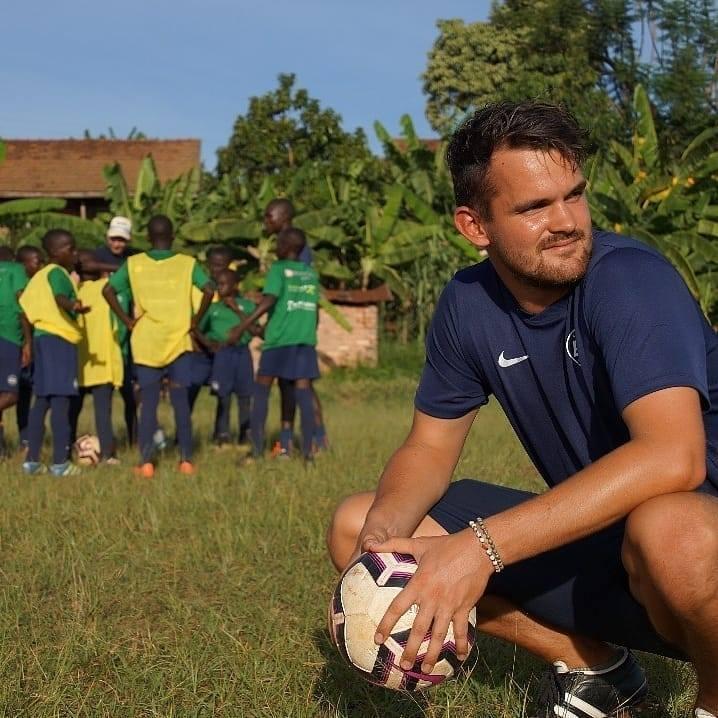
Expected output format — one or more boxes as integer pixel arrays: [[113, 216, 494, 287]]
[[102, 155, 201, 249], [588, 85, 718, 319], [355, 185, 434, 298], [0, 198, 102, 249]]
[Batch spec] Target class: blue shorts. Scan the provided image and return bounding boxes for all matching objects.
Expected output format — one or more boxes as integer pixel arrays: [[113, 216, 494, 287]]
[[0, 338, 21, 393], [258, 345, 320, 381], [134, 352, 193, 389], [190, 349, 213, 388], [210, 345, 254, 397], [33, 334, 78, 397], [428, 479, 684, 660]]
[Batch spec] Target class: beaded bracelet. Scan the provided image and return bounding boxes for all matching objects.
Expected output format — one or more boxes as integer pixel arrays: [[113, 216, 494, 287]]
[[468, 517, 505, 573]]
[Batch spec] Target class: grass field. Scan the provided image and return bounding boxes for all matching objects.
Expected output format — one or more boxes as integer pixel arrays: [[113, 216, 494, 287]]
[[0, 346, 698, 716]]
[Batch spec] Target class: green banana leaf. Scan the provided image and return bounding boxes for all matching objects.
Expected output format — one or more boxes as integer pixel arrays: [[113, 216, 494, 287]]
[[319, 296, 351, 332], [0, 198, 66, 216], [403, 187, 441, 225], [698, 219, 718, 238], [103, 163, 132, 218], [180, 218, 260, 243], [632, 85, 659, 170], [134, 155, 159, 212], [681, 127, 718, 162], [373, 185, 403, 244]]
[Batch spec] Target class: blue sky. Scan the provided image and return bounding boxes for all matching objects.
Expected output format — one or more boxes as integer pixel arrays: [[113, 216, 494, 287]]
[[1, 1, 491, 169]]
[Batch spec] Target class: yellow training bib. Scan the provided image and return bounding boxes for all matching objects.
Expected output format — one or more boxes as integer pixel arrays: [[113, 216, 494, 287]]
[[128, 253, 195, 367], [76, 279, 124, 387], [19, 264, 81, 344]]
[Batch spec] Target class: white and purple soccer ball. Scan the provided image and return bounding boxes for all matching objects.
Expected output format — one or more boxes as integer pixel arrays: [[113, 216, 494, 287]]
[[329, 551, 477, 691], [74, 434, 100, 466]]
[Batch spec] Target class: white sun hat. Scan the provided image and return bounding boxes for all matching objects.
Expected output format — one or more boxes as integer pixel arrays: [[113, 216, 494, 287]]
[[107, 216, 132, 241]]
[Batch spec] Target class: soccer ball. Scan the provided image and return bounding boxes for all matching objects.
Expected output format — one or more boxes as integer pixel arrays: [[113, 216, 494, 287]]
[[328, 551, 477, 691], [153, 427, 168, 451], [74, 434, 100, 466]]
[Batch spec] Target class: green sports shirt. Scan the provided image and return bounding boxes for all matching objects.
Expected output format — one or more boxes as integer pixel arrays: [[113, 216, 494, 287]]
[[262, 260, 319, 350], [35, 266, 77, 338], [0, 262, 28, 346], [199, 296, 256, 345]]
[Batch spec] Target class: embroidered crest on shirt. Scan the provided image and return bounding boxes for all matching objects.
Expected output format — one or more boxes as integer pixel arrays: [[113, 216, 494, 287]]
[[565, 329, 581, 366]]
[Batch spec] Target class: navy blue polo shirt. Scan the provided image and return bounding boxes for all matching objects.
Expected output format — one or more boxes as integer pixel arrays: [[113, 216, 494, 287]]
[[415, 231, 718, 495]]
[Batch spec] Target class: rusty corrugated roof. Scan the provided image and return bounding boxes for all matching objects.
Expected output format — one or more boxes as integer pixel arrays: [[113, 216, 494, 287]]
[[0, 139, 201, 198]]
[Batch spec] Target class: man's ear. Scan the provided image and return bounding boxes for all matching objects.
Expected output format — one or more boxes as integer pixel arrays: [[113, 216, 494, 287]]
[[454, 206, 491, 251]]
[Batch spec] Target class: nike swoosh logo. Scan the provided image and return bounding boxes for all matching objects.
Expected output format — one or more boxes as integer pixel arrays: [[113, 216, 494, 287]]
[[498, 351, 529, 368]]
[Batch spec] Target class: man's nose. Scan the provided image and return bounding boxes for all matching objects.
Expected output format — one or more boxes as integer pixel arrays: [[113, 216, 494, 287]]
[[547, 201, 577, 235]]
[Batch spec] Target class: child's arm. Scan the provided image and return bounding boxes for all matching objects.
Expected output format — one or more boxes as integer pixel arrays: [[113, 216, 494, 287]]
[[55, 293, 89, 315], [20, 313, 32, 367], [226, 294, 276, 345], [192, 327, 220, 354], [78, 255, 120, 276], [224, 297, 264, 339], [190, 283, 214, 332], [102, 284, 135, 330]]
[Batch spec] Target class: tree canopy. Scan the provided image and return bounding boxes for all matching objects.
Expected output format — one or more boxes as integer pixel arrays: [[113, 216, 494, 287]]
[[423, 1, 717, 154], [215, 74, 382, 204]]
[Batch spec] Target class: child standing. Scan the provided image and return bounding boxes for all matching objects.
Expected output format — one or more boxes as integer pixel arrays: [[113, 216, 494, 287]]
[[262, 198, 327, 455], [19, 230, 88, 475], [193, 269, 256, 447], [14, 246, 44, 450], [0, 246, 31, 457], [228, 228, 319, 461], [70, 251, 124, 463], [188, 246, 234, 417], [102, 215, 214, 477]]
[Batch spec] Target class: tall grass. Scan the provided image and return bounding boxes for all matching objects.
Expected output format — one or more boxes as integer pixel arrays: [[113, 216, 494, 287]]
[[0, 357, 695, 716]]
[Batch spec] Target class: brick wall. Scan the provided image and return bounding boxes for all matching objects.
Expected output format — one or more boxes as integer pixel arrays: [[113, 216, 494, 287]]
[[317, 304, 378, 368], [248, 303, 379, 371]]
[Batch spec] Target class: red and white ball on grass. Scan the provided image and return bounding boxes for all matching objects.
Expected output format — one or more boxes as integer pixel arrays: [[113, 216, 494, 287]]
[[74, 434, 100, 466], [329, 551, 477, 691]]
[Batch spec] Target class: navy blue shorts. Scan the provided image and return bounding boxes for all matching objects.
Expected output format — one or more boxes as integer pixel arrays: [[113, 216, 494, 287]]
[[258, 345, 320, 380], [211, 345, 254, 397], [190, 349, 213, 387], [134, 352, 193, 389], [0, 338, 21, 393], [33, 334, 78, 397], [428, 479, 684, 660]]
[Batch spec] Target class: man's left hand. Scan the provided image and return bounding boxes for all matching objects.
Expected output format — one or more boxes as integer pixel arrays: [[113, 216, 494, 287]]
[[370, 530, 492, 674]]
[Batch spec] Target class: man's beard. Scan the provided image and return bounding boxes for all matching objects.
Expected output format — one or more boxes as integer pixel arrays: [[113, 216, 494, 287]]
[[491, 229, 593, 290]]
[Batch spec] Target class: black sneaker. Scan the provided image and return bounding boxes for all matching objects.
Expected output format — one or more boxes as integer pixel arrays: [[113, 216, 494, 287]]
[[531, 648, 648, 717]]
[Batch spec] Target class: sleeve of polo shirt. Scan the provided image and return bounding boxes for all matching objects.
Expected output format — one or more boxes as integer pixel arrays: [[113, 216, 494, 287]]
[[47, 267, 75, 298], [414, 281, 489, 419], [585, 247, 711, 412], [262, 263, 283, 297], [108, 262, 131, 295], [12, 265, 28, 293], [191, 262, 212, 290]]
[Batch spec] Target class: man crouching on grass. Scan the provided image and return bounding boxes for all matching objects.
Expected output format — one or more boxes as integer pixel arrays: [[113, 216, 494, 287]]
[[326, 101, 718, 717]]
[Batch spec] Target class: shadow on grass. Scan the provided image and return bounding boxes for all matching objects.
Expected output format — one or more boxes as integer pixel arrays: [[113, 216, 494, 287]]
[[311, 627, 547, 717], [311, 626, 429, 718], [312, 623, 694, 718]]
